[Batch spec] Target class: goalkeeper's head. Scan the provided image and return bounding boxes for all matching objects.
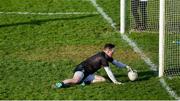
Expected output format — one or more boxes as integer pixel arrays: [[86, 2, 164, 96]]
[[103, 43, 115, 57]]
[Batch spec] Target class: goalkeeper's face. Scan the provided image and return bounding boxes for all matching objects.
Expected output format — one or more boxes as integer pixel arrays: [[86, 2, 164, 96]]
[[105, 48, 115, 57]]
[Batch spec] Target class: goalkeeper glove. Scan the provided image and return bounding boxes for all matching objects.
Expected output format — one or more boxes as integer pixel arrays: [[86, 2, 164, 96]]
[[126, 66, 132, 71], [114, 81, 123, 85]]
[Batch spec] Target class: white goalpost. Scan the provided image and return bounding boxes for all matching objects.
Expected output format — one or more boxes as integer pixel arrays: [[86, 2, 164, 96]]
[[120, 0, 180, 77], [120, 0, 125, 34], [159, 0, 180, 77], [159, 0, 165, 77]]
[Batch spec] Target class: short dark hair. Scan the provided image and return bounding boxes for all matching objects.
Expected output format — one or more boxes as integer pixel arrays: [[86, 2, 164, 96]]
[[104, 43, 115, 50]]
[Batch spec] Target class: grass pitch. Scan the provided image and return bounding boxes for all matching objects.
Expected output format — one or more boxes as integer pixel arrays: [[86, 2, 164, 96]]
[[0, 0, 179, 100]]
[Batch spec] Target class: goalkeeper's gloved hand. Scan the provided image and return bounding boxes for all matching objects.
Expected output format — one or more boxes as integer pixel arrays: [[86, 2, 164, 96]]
[[114, 81, 123, 85], [126, 66, 132, 71]]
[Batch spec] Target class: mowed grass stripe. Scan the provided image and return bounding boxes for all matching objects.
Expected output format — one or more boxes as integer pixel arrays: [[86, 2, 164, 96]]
[[0, 0, 96, 12]]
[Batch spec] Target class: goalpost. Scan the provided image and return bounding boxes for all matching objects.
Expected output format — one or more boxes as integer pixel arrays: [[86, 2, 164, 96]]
[[159, 0, 165, 77], [120, 0, 180, 77]]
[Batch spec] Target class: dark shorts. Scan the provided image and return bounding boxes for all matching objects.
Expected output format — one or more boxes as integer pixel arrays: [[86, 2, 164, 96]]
[[73, 64, 91, 84]]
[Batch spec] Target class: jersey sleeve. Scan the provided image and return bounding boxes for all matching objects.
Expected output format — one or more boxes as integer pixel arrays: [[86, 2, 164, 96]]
[[112, 59, 127, 68]]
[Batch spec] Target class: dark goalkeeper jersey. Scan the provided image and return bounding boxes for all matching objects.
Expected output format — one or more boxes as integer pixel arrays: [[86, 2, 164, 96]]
[[74, 51, 113, 74]]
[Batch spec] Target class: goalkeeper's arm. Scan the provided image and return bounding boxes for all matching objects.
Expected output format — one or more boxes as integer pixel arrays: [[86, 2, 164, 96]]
[[112, 59, 127, 68], [112, 59, 131, 70], [104, 66, 121, 84]]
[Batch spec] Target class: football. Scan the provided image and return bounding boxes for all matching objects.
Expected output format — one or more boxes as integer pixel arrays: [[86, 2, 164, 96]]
[[128, 69, 138, 81]]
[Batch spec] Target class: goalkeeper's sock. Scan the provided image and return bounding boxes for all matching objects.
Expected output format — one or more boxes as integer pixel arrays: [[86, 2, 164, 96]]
[[52, 82, 70, 89], [61, 82, 70, 88]]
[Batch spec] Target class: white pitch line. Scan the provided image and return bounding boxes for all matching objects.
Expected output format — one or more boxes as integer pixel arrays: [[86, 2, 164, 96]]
[[89, 0, 180, 100], [89, 0, 116, 29], [160, 78, 180, 100], [0, 11, 99, 15]]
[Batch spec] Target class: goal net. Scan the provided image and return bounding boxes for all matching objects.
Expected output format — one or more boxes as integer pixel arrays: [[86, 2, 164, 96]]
[[128, 0, 180, 76], [130, 0, 159, 32], [164, 0, 180, 76]]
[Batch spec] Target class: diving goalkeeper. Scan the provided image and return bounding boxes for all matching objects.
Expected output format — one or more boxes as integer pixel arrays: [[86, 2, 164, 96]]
[[52, 43, 132, 89]]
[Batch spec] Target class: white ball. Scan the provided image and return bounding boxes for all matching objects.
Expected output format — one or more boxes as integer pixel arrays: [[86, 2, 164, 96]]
[[128, 70, 138, 81]]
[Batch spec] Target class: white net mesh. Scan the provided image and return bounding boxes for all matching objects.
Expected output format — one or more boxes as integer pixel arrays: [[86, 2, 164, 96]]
[[130, 0, 180, 76], [130, 0, 159, 32], [164, 0, 180, 76]]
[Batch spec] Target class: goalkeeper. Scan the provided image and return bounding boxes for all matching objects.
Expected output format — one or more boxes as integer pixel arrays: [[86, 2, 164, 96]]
[[52, 43, 132, 89]]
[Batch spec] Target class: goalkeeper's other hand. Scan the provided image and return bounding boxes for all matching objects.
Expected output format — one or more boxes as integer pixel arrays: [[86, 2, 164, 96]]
[[114, 81, 123, 85]]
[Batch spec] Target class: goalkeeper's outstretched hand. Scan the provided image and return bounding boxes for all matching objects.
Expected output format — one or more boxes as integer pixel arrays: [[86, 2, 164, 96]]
[[126, 66, 132, 71], [114, 81, 123, 85]]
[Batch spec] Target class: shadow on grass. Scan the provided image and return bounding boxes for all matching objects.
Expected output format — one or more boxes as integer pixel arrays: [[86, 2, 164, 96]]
[[104, 70, 157, 83], [136, 70, 157, 81], [50, 70, 158, 89], [0, 14, 97, 28]]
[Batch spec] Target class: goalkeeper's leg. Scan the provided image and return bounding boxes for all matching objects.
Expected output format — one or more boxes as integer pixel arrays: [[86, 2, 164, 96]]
[[83, 74, 106, 84], [62, 71, 84, 84], [52, 71, 84, 89]]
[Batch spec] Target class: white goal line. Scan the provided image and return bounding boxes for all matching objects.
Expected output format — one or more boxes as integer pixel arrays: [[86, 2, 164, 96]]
[[0, 11, 99, 15]]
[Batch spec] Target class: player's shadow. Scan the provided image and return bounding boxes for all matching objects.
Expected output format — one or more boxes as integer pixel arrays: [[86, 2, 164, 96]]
[[104, 70, 157, 82], [0, 14, 97, 28], [135, 70, 157, 81]]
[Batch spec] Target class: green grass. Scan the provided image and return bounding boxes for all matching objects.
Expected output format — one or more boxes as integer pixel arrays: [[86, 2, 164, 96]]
[[0, 0, 179, 100], [0, 57, 172, 100]]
